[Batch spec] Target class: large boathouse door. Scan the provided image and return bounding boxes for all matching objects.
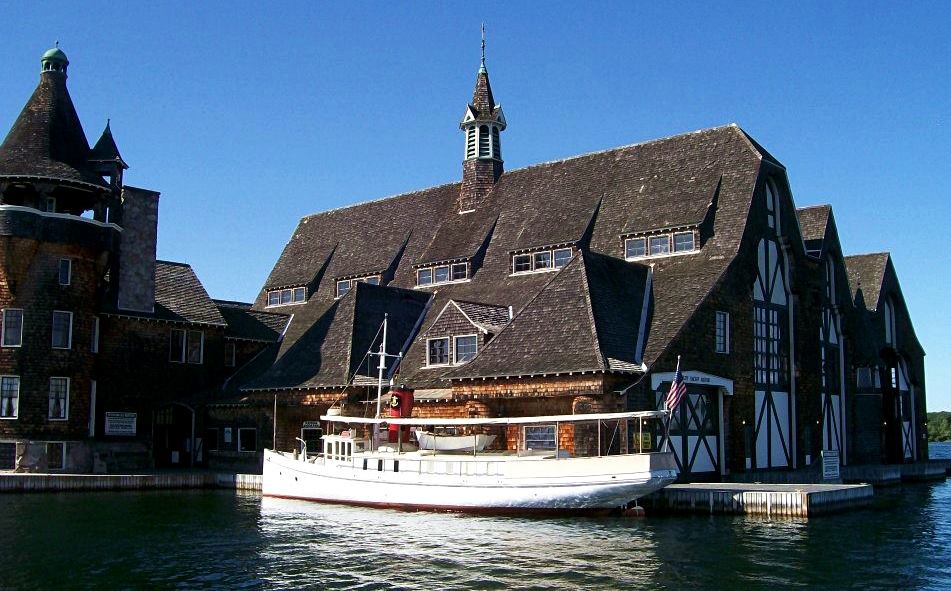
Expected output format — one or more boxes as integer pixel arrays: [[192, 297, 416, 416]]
[[153, 403, 195, 468], [653, 371, 732, 479]]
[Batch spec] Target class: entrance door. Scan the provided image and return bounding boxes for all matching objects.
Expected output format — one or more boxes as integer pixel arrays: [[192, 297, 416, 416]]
[[153, 404, 195, 468], [657, 387, 720, 476]]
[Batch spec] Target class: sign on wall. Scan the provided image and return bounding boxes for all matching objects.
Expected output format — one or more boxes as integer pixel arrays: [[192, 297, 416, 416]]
[[104, 412, 137, 436], [822, 449, 840, 480]]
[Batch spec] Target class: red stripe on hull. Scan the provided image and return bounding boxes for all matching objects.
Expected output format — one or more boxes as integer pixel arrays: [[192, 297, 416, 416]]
[[263, 493, 622, 517]]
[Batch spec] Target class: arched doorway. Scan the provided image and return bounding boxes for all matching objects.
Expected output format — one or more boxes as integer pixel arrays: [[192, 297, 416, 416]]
[[153, 403, 195, 468]]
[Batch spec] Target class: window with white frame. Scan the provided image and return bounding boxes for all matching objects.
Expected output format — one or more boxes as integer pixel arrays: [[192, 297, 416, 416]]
[[91, 316, 100, 354], [511, 247, 573, 275], [416, 263, 468, 287], [169, 329, 186, 363], [523, 424, 557, 450], [1, 376, 20, 418], [454, 335, 478, 364], [225, 342, 236, 367], [58, 259, 71, 286], [715, 311, 730, 354], [427, 337, 450, 366], [625, 231, 697, 260], [46, 442, 65, 471], [266, 286, 306, 307], [238, 428, 257, 452], [51, 311, 72, 349], [186, 330, 204, 364], [673, 232, 695, 252], [48, 377, 69, 420], [2, 309, 23, 347], [337, 275, 382, 297]]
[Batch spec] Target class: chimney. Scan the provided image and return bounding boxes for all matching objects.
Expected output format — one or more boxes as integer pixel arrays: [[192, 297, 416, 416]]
[[116, 186, 159, 312]]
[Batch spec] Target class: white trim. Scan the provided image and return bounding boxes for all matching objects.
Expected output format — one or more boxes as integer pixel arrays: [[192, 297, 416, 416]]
[[0, 375, 20, 419], [1, 308, 24, 348], [0, 204, 123, 231], [651, 370, 734, 395], [424, 336, 451, 368], [415, 263, 469, 288], [453, 334, 479, 365], [510, 247, 574, 276], [48, 376, 70, 421], [715, 311, 730, 354], [267, 286, 307, 307], [322, 409, 667, 426], [51, 310, 73, 350], [625, 248, 699, 262]]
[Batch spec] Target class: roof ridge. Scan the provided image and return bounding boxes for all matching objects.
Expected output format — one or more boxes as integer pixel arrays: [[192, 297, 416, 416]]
[[577, 252, 608, 372], [796, 204, 831, 211], [156, 259, 191, 267], [844, 251, 890, 259], [297, 124, 744, 223]]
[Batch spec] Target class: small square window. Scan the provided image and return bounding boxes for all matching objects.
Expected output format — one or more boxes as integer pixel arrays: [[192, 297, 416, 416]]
[[267, 291, 280, 306], [513, 254, 532, 273], [434, 266, 450, 284], [553, 248, 573, 268], [364, 276, 380, 285], [534, 251, 552, 270], [674, 232, 695, 253], [427, 337, 450, 366], [1, 376, 20, 419], [293, 287, 306, 302], [187, 330, 204, 364], [625, 238, 646, 259], [451, 263, 468, 281], [51, 311, 72, 349], [417, 268, 433, 286], [238, 428, 257, 453], [454, 335, 478, 364], [2, 309, 23, 347], [49, 377, 69, 420], [336, 280, 351, 298], [649, 235, 670, 255], [58, 259, 71, 286]]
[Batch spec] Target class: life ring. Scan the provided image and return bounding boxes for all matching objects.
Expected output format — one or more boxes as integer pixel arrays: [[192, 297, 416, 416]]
[[388, 394, 401, 409]]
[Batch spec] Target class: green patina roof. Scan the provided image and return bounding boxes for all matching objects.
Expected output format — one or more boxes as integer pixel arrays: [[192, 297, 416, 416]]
[[41, 47, 68, 64]]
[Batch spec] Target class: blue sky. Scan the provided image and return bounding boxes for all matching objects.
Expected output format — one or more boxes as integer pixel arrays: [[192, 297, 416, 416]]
[[1, 2, 948, 409]]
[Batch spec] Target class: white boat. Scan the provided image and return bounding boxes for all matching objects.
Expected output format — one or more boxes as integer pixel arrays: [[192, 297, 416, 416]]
[[414, 429, 496, 452], [262, 411, 678, 514]]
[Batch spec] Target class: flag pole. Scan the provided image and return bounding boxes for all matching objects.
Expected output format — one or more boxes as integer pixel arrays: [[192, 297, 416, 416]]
[[663, 355, 681, 453]]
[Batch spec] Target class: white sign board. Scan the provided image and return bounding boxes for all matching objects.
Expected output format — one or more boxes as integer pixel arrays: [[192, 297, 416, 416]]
[[822, 449, 840, 480], [104, 412, 137, 436], [302, 421, 321, 429]]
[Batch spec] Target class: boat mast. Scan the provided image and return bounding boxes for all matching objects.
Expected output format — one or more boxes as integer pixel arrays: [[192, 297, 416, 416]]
[[375, 313, 388, 419]]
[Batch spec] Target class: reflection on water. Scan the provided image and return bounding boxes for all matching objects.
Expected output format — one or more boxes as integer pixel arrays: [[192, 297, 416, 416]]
[[0, 446, 949, 590]]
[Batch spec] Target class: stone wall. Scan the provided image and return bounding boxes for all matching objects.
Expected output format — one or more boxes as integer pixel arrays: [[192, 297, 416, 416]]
[[117, 187, 158, 313]]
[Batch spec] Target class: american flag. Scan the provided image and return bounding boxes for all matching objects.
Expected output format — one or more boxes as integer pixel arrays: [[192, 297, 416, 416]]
[[665, 358, 686, 413]]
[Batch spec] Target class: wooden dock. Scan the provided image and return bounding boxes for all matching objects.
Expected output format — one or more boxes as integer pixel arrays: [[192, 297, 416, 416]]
[[0, 472, 263, 493], [643, 483, 874, 517]]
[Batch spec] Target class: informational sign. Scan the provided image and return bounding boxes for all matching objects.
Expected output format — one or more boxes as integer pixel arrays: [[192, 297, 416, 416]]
[[822, 449, 840, 480], [302, 421, 321, 429], [104, 412, 137, 436]]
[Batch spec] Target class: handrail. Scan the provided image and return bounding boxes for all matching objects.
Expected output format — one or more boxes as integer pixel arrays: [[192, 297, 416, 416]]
[[318, 410, 667, 426]]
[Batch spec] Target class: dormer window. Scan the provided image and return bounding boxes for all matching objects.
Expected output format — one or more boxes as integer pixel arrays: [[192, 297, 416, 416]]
[[511, 247, 574, 275], [624, 230, 697, 261], [266, 286, 306, 307], [416, 263, 468, 287], [335, 275, 382, 299]]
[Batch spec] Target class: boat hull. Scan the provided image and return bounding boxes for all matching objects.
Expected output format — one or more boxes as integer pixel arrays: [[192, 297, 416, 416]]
[[263, 449, 677, 514]]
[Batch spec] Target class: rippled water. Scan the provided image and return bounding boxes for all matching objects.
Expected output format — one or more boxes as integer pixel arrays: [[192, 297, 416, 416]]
[[1, 445, 949, 590]]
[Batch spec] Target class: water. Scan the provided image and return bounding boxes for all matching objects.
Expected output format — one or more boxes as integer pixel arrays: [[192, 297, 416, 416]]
[[1, 445, 949, 590]]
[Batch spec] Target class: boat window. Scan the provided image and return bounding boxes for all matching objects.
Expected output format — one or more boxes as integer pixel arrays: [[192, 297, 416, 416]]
[[523, 424, 556, 450]]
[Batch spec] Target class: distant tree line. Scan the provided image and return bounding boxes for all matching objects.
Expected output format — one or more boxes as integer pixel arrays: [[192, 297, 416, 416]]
[[929, 412, 951, 442]]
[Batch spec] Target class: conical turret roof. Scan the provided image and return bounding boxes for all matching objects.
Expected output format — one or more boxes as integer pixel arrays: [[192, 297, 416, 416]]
[[0, 60, 106, 187], [89, 121, 128, 169]]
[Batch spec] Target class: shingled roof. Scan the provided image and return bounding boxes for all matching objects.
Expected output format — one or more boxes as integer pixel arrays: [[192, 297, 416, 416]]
[[247, 124, 770, 390], [215, 300, 290, 342], [243, 282, 431, 391], [446, 251, 650, 379], [453, 300, 510, 333], [153, 261, 227, 326], [0, 71, 106, 187], [845, 253, 890, 311]]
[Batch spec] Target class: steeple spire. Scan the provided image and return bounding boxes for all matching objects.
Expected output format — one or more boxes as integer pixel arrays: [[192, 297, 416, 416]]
[[457, 26, 506, 213]]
